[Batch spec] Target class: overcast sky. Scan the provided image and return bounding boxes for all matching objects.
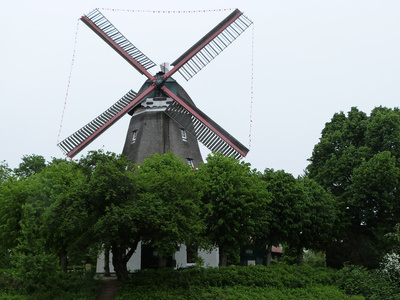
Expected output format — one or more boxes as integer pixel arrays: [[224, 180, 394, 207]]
[[1, 0, 400, 176]]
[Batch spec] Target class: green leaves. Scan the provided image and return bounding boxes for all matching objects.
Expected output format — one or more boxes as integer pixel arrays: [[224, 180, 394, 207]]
[[0, 178, 27, 253], [0, 161, 12, 185], [14, 154, 46, 178], [307, 106, 400, 268], [261, 169, 336, 259], [366, 107, 400, 156], [135, 152, 204, 257], [350, 152, 400, 231], [197, 153, 271, 264]]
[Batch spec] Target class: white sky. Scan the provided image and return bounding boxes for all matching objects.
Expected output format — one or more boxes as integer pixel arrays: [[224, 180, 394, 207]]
[[1, 0, 400, 176]]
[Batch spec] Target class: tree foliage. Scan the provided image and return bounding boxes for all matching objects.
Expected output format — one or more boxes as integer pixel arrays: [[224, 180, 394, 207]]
[[78, 150, 206, 280], [197, 153, 271, 266], [261, 169, 303, 248], [0, 177, 27, 268], [14, 154, 46, 178], [0, 160, 12, 185], [78, 150, 138, 280], [386, 223, 400, 254], [0, 136, 358, 287], [23, 160, 90, 271], [261, 169, 336, 264], [135, 152, 205, 262], [307, 106, 400, 268], [11, 238, 59, 300]]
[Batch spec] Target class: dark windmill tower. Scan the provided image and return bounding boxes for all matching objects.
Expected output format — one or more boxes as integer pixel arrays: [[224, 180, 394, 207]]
[[122, 69, 204, 166], [57, 9, 252, 168]]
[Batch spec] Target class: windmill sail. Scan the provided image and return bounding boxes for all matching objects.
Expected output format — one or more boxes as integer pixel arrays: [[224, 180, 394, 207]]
[[168, 9, 252, 81], [58, 90, 137, 157], [58, 85, 156, 158], [162, 86, 249, 159], [81, 9, 156, 79]]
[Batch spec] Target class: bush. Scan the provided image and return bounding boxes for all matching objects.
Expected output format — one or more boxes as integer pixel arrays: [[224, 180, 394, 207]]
[[117, 285, 360, 300], [42, 270, 100, 299], [0, 268, 99, 300], [336, 264, 400, 299], [11, 251, 59, 297], [124, 264, 336, 289], [0, 269, 24, 295], [380, 253, 400, 283], [303, 251, 326, 267], [117, 265, 346, 299]]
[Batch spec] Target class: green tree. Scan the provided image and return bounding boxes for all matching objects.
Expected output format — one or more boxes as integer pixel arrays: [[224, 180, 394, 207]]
[[386, 223, 400, 254], [366, 107, 400, 157], [307, 106, 400, 268], [197, 153, 270, 266], [307, 107, 368, 197], [261, 170, 336, 265], [79, 150, 205, 280], [135, 152, 205, 267], [78, 150, 137, 281], [0, 155, 48, 265], [23, 160, 90, 272], [0, 160, 12, 185], [0, 177, 27, 268], [350, 152, 400, 236], [261, 169, 303, 259], [293, 176, 337, 263], [14, 154, 46, 178], [11, 234, 59, 300]]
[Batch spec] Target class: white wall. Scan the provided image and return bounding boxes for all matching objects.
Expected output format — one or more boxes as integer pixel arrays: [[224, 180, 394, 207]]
[[96, 243, 219, 273]]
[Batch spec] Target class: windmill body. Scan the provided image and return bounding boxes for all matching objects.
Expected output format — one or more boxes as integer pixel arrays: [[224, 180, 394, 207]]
[[123, 75, 203, 166], [58, 8, 252, 271]]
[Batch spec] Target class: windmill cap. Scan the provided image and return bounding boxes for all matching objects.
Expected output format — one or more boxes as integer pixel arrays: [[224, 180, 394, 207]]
[[160, 62, 170, 73]]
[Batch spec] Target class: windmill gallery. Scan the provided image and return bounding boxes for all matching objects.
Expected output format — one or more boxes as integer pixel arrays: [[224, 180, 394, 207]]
[[57, 8, 252, 272]]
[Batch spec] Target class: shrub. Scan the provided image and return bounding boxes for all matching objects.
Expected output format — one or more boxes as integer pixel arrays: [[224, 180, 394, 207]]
[[380, 252, 400, 284], [0, 269, 24, 295], [336, 264, 400, 299], [303, 251, 326, 267], [117, 265, 344, 299], [11, 252, 59, 298], [0, 267, 99, 300]]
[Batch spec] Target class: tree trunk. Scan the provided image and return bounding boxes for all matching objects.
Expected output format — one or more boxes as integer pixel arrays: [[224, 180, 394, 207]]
[[111, 244, 129, 281], [60, 249, 68, 272], [219, 247, 227, 267], [104, 248, 110, 276], [296, 247, 303, 265], [266, 245, 272, 266], [111, 239, 140, 281]]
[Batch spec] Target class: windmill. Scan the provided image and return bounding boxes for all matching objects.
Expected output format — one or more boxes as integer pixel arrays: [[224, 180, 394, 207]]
[[57, 8, 252, 166]]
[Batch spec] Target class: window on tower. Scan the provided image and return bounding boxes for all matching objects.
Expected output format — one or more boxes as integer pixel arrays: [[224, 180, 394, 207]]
[[131, 130, 138, 143], [181, 128, 187, 142]]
